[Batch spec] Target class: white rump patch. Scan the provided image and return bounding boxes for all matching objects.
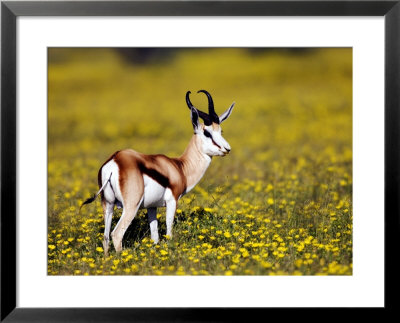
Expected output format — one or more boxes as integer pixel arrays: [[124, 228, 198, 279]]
[[101, 160, 123, 205]]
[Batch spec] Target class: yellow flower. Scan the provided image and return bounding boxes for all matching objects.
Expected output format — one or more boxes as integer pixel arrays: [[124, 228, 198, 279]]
[[176, 267, 186, 275], [48, 244, 56, 250], [96, 247, 103, 252], [267, 198, 274, 205], [265, 184, 274, 192], [261, 261, 272, 268], [232, 255, 240, 263], [223, 232, 231, 238]]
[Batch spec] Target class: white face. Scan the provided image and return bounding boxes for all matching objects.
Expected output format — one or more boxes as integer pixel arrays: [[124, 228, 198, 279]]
[[190, 102, 234, 157], [198, 124, 231, 157]]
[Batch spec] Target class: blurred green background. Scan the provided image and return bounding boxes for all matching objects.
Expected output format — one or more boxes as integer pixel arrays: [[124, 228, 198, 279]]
[[49, 48, 352, 182]]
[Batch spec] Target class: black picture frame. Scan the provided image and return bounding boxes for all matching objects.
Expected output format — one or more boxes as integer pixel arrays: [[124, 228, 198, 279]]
[[1, 0, 398, 321]]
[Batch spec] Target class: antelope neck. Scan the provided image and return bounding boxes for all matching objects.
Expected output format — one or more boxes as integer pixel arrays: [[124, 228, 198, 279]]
[[178, 135, 211, 192]]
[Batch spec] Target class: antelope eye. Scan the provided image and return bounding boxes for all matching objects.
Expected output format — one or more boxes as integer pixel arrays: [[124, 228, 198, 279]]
[[203, 129, 212, 139]]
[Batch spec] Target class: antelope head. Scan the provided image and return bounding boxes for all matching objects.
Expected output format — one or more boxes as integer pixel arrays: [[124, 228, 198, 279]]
[[186, 90, 234, 157]]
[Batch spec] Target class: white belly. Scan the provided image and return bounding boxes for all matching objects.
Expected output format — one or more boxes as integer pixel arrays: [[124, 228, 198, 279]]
[[141, 175, 167, 208]]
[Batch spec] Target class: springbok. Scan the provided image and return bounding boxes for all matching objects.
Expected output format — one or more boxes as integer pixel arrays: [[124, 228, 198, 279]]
[[81, 90, 234, 255]]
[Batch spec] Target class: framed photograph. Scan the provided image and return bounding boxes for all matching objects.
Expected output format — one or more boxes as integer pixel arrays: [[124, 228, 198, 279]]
[[1, 0, 398, 321]]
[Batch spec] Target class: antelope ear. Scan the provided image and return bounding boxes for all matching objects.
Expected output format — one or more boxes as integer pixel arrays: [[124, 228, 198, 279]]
[[219, 102, 235, 123], [191, 106, 200, 130]]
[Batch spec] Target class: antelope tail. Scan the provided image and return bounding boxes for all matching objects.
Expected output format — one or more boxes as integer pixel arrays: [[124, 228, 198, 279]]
[[80, 172, 112, 211]]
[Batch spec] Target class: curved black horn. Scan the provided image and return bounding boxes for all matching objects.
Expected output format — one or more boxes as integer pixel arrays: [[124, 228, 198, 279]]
[[185, 91, 212, 125], [186, 91, 194, 109], [198, 90, 219, 124]]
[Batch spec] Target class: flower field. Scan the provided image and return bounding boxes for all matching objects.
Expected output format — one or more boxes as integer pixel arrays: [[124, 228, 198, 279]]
[[48, 48, 352, 275]]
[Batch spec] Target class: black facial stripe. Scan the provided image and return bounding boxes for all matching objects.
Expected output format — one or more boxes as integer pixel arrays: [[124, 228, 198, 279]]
[[212, 139, 222, 149], [204, 129, 221, 149]]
